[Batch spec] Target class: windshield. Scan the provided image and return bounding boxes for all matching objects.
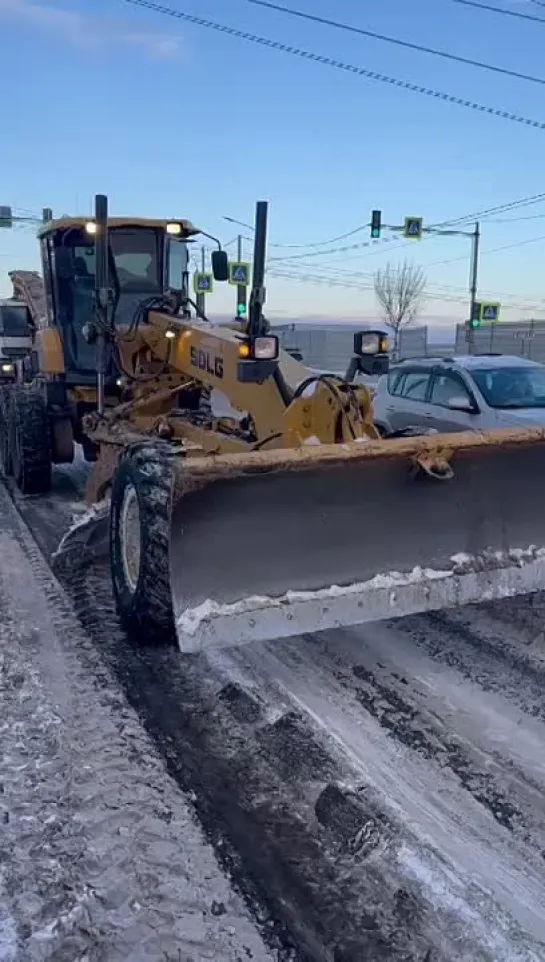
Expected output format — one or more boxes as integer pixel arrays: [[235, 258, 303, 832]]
[[471, 366, 545, 409], [110, 228, 162, 293]]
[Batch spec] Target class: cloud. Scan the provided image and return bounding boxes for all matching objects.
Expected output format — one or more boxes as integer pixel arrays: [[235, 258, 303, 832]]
[[0, 0, 182, 59]]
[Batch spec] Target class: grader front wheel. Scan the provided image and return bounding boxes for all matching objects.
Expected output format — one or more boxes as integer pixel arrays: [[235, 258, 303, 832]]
[[109, 445, 176, 644]]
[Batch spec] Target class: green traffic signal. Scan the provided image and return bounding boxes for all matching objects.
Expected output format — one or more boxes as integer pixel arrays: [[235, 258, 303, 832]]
[[236, 302, 247, 317], [469, 317, 481, 330], [370, 209, 381, 239]]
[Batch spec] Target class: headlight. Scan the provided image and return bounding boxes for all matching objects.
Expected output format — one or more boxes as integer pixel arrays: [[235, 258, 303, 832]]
[[166, 222, 182, 235], [253, 336, 279, 360], [1, 363, 13, 373], [359, 333, 381, 354], [85, 221, 97, 235]]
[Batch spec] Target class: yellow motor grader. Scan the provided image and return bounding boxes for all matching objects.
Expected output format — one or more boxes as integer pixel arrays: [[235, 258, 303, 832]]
[[3, 194, 545, 654]]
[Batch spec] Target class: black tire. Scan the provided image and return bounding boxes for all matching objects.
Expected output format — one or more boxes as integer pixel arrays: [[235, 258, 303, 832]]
[[109, 444, 176, 644], [9, 386, 52, 494], [0, 385, 13, 476]]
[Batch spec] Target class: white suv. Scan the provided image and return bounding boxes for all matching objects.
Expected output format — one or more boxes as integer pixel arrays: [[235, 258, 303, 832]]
[[372, 354, 545, 436]]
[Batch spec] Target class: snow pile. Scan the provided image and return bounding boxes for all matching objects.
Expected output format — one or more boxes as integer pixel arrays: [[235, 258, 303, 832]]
[[51, 499, 110, 563]]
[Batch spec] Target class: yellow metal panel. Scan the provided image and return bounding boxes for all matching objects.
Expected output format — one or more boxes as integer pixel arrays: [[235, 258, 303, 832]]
[[35, 328, 64, 374]]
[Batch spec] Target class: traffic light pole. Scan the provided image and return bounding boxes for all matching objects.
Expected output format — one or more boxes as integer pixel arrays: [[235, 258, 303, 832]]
[[196, 246, 206, 317], [468, 221, 480, 348], [369, 213, 481, 348], [236, 234, 247, 321]]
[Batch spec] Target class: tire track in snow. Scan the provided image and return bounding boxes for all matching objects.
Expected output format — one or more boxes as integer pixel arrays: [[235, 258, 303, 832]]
[[223, 623, 545, 960]]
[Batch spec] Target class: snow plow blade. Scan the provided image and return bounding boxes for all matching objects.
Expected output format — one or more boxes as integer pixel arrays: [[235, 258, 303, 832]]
[[171, 428, 545, 653]]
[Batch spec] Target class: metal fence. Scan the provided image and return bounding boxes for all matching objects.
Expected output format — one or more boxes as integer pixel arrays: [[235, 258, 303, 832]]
[[276, 323, 435, 371], [276, 321, 545, 371], [276, 326, 359, 373], [454, 320, 545, 363]]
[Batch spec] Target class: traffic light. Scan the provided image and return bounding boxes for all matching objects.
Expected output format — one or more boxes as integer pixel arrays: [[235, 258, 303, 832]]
[[370, 210, 381, 239], [42, 207, 53, 223], [236, 301, 247, 318], [469, 302, 482, 329]]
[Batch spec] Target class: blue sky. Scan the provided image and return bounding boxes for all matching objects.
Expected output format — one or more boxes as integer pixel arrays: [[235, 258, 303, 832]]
[[0, 0, 544, 329]]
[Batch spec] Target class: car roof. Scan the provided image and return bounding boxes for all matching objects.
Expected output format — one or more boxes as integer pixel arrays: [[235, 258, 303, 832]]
[[392, 354, 542, 371]]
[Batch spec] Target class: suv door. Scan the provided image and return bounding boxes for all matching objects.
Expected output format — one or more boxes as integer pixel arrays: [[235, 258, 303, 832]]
[[427, 370, 479, 432], [387, 367, 432, 431]]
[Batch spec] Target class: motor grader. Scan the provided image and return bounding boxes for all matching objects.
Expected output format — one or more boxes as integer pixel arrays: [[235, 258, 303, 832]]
[[3, 194, 545, 655]]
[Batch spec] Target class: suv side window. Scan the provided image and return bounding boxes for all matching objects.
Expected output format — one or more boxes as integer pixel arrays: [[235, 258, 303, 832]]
[[399, 371, 430, 401], [387, 369, 405, 396], [430, 372, 472, 408]]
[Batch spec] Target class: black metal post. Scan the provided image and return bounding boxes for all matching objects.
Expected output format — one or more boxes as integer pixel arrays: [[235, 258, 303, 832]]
[[236, 234, 247, 320], [467, 221, 480, 352], [248, 201, 268, 339], [94, 193, 109, 415]]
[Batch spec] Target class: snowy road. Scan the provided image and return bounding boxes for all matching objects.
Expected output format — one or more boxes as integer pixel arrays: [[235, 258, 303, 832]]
[[0, 484, 274, 962], [5, 462, 545, 960]]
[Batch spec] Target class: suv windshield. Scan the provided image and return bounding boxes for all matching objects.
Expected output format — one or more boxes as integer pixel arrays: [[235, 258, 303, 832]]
[[471, 366, 545, 409]]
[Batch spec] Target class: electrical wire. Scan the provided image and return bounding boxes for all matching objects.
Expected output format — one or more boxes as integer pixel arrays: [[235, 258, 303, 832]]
[[245, 0, 545, 87], [121, 0, 545, 129], [223, 214, 370, 248], [424, 232, 545, 268], [265, 258, 544, 303], [267, 267, 545, 312], [222, 192, 545, 262], [452, 0, 545, 24]]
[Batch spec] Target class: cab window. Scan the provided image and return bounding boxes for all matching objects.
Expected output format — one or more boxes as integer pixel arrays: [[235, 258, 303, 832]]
[[430, 373, 472, 408], [168, 238, 189, 291], [110, 229, 162, 293]]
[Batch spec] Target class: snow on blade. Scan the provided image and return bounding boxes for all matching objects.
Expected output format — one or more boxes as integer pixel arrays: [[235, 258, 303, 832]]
[[177, 564, 453, 637], [175, 548, 545, 653]]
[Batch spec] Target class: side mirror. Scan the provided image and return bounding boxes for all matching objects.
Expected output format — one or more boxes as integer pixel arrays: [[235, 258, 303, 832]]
[[211, 250, 229, 282], [448, 395, 475, 412]]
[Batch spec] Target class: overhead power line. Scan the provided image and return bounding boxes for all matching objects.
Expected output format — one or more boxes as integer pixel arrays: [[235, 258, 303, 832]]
[[223, 214, 369, 248], [121, 0, 545, 130], [262, 193, 545, 262], [452, 0, 545, 25], [224, 192, 545, 260], [425, 232, 545, 268], [245, 0, 545, 87], [267, 268, 544, 312]]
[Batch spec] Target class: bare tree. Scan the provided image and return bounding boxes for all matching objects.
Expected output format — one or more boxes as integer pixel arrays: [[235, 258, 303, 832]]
[[374, 260, 426, 356]]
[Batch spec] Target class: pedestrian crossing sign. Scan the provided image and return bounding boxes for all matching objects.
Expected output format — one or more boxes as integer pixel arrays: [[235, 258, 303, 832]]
[[229, 262, 250, 286], [193, 272, 213, 294]]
